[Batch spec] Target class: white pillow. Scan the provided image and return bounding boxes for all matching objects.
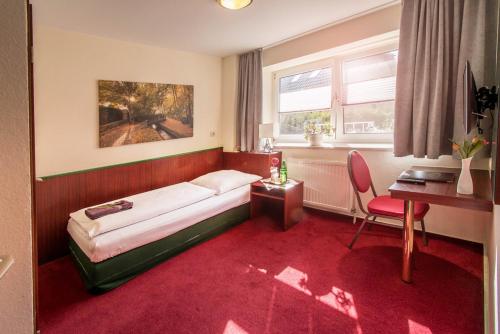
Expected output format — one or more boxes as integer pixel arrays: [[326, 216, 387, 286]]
[[190, 170, 262, 195]]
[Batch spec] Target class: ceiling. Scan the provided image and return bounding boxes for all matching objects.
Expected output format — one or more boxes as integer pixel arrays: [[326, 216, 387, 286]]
[[30, 0, 398, 57]]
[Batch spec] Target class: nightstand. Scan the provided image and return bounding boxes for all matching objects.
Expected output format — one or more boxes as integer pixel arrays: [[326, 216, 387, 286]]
[[250, 179, 304, 230]]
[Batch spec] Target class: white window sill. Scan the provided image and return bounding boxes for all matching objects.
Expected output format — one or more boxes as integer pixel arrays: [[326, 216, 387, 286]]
[[274, 142, 394, 151]]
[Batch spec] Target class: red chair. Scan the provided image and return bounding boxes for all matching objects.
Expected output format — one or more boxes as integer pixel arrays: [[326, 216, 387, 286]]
[[347, 150, 430, 249]]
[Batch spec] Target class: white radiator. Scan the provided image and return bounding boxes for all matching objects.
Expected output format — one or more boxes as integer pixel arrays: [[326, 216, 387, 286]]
[[287, 158, 355, 214]]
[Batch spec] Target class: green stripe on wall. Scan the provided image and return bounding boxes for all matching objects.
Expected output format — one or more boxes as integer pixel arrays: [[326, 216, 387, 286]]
[[39, 146, 223, 180]]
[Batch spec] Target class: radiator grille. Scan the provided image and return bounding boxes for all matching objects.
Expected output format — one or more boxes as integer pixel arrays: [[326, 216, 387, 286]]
[[287, 158, 355, 214]]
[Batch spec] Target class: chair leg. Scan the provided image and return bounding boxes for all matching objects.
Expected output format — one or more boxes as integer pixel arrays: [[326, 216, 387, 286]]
[[420, 219, 428, 246], [348, 215, 369, 249]]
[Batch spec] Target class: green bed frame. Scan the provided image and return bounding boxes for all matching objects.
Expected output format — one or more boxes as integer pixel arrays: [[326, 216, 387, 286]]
[[69, 203, 250, 293]]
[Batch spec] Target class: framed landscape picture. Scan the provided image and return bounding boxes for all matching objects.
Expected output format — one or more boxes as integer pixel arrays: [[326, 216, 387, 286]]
[[98, 80, 194, 147]]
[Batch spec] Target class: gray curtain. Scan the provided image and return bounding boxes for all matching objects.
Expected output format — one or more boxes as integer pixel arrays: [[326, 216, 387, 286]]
[[394, 0, 486, 158], [236, 49, 263, 152]]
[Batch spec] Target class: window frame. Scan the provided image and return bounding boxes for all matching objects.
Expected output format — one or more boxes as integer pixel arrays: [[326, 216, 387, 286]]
[[272, 41, 398, 144], [273, 58, 335, 144]]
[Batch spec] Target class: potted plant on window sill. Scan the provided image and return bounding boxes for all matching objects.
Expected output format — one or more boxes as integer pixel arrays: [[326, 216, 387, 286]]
[[451, 136, 488, 195], [304, 123, 332, 146]]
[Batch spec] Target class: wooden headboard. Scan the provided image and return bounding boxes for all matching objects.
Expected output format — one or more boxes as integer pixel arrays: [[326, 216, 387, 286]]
[[223, 151, 282, 178], [36, 147, 223, 264]]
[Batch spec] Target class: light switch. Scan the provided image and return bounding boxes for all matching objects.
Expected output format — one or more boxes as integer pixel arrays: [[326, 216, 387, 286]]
[[0, 255, 14, 280]]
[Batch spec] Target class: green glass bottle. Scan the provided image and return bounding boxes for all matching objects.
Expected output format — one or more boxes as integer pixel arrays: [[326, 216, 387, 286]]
[[280, 160, 287, 184]]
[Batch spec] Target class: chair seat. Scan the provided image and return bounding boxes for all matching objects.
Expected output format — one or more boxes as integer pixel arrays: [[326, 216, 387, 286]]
[[367, 195, 429, 220]]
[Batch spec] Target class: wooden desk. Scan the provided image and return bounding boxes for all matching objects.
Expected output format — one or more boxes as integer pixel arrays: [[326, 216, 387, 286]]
[[251, 179, 304, 230], [389, 167, 492, 283]]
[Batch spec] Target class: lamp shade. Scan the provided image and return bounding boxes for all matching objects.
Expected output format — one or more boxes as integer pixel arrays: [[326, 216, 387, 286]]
[[217, 0, 253, 10], [259, 123, 274, 138]]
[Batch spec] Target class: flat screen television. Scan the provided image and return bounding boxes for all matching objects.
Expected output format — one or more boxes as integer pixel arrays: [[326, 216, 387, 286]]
[[463, 60, 479, 134]]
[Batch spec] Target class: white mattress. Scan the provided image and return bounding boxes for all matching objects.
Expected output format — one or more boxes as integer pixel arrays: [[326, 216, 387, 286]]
[[70, 182, 216, 239], [67, 184, 251, 263]]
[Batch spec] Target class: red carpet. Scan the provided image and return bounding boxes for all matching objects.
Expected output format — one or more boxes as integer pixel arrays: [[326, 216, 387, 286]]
[[39, 210, 483, 334]]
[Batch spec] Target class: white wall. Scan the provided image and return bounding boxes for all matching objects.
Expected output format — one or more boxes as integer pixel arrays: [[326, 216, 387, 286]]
[[221, 55, 238, 152], [34, 26, 223, 177], [0, 1, 34, 333], [263, 4, 401, 66], [281, 148, 491, 243], [486, 2, 500, 332], [221, 4, 494, 243], [488, 205, 500, 334]]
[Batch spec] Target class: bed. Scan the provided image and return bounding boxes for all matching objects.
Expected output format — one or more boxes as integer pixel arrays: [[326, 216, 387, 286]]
[[67, 170, 261, 293]]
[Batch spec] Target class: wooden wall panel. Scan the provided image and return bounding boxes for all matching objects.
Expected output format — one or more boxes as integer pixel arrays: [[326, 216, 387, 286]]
[[223, 151, 282, 178], [36, 148, 283, 263], [36, 176, 70, 263], [150, 148, 222, 189], [36, 148, 223, 264]]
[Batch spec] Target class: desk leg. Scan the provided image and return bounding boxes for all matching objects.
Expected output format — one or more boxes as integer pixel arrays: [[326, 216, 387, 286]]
[[402, 199, 414, 283]]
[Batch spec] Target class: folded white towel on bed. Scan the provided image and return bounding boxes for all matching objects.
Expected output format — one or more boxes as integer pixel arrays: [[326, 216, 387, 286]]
[[70, 182, 216, 239]]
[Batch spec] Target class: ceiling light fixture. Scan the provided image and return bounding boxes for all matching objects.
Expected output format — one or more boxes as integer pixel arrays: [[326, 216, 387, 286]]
[[217, 0, 253, 10]]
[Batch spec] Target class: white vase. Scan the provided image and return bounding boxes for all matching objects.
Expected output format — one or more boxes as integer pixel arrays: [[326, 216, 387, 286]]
[[457, 157, 473, 195], [309, 133, 323, 146]]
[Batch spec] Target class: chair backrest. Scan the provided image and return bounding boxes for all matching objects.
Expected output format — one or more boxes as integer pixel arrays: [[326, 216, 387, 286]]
[[347, 150, 372, 194]]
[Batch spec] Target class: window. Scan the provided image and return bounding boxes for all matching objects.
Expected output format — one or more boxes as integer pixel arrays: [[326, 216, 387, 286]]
[[278, 67, 332, 135], [273, 42, 398, 144], [342, 50, 397, 134]]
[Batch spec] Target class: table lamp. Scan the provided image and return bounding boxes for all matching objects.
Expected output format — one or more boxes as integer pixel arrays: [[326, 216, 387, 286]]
[[259, 123, 274, 153]]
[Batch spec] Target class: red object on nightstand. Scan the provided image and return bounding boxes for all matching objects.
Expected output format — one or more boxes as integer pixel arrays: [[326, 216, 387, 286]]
[[250, 179, 304, 230]]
